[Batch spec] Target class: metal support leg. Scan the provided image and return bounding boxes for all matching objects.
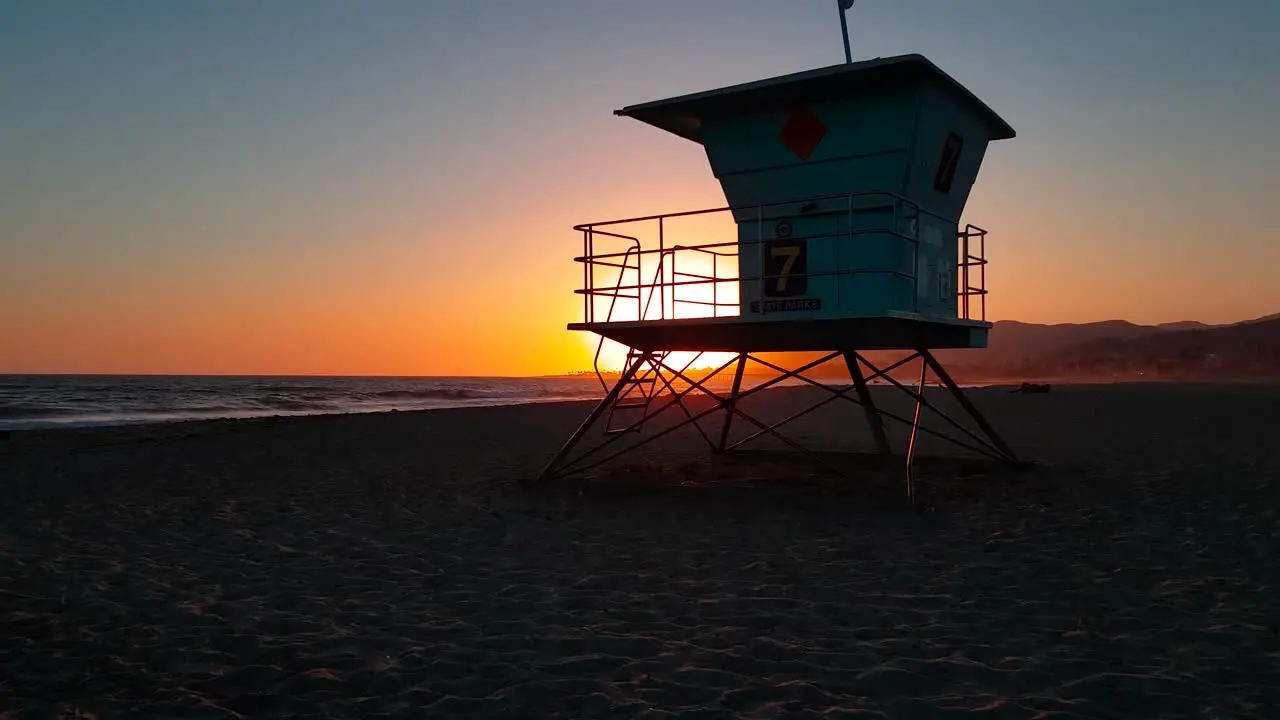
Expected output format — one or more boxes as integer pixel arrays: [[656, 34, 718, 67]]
[[905, 354, 929, 500], [857, 352, 1010, 463], [529, 351, 649, 486], [844, 351, 894, 460], [920, 349, 1018, 463], [716, 353, 748, 452]]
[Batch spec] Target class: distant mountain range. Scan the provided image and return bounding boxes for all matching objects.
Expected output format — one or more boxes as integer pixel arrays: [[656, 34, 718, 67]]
[[894, 313, 1280, 383]]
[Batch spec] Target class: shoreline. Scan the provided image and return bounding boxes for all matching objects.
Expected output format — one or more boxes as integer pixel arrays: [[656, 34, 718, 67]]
[[4, 377, 1273, 435], [0, 396, 595, 434]]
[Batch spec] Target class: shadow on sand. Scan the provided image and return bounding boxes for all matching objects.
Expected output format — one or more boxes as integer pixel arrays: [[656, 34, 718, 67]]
[[531, 450, 1039, 514]]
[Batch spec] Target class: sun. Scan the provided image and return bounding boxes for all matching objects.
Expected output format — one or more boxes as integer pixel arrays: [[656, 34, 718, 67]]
[[576, 333, 736, 376], [579, 334, 629, 373]]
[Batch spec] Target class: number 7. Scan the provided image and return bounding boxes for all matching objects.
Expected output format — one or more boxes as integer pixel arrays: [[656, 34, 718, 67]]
[[771, 245, 801, 293]]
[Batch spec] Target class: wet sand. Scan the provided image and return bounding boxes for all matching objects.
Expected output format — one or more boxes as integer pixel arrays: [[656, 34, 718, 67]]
[[1, 382, 1278, 718]]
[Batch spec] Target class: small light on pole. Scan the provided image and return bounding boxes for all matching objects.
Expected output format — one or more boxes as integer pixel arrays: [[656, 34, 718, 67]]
[[837, 0, 855, 64]]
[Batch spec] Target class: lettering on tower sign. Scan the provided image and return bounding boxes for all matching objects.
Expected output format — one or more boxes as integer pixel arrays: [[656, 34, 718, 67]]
[[749, 298, 822, 313]]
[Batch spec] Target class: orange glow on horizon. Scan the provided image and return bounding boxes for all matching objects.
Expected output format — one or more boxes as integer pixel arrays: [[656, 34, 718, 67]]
[[4, 131, 1276, 377]]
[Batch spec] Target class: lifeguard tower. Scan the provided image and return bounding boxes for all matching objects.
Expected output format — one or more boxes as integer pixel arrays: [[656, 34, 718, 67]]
[[533, 32, 1021, 496]]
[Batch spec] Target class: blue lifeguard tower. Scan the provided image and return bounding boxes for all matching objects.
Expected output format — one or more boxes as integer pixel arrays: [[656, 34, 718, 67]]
[[534, 46, 1022, 496]]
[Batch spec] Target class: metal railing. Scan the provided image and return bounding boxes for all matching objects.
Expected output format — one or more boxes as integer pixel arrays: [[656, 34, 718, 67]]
[[591, 240, 641, 384], [574, 190, 991, 325], [958, 224, 988, 322], [648, 244, 740, 320]]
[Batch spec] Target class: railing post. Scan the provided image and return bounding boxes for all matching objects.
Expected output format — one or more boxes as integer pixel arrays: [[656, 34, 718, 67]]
[[962, 228, 970, 320], [583, 228, 591, 323], [980, 230, 987, 321], [906, 199, 920, 314], [841, 193, 851, 310], [671, 248, 678, 320], [756, 204, 765, 316], [658, 217, 665, 321], [635, 232, 642, 323]]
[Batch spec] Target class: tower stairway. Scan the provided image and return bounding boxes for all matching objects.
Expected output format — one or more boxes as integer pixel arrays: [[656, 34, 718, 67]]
[[604, 349, 664, 434]]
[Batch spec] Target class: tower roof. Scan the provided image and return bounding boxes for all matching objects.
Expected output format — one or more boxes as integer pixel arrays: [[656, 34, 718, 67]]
[[615, 53, 1015, 144]]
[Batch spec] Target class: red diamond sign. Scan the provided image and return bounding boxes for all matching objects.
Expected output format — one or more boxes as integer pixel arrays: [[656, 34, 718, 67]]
[[779, 107, 827, 160]]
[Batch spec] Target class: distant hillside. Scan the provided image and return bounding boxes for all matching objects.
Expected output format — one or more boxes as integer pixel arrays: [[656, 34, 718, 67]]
[[1239, 312, 1280, 325], [933, 315, 1280, 382], [927, 318, 1214, 369], [943, 320, 1200, 366], [751, 313, 1280, 383], [1032, 317, 1280, 380]]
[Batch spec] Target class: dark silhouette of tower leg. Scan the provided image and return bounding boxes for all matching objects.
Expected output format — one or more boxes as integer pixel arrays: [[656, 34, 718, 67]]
[[904, 353, 930, 500], [844, 351, 894, 462], [531, 350, 650, 486], [921, 350, 1018, 462], [716, 353, 748, 452]]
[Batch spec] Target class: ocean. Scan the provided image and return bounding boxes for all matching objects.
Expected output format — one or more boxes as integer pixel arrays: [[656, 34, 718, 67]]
[[0, 375, 611, 431], [0, 372, 941, 432]]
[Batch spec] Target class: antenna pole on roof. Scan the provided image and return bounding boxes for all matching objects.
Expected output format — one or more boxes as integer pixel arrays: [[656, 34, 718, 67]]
[[837, 0, 854, 63]]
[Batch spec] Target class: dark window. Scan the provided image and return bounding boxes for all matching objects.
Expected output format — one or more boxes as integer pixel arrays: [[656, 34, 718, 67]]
[[933, 133, 964, 194]]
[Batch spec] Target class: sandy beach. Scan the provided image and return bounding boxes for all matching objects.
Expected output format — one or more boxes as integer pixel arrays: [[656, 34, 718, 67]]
[[1, 382, 1277, 718]]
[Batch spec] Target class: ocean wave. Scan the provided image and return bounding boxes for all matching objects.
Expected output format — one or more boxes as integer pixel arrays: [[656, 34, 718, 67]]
[[0, 376, 613, 431], [0, 404, 80, 419], [367, 387, 514, 401], [247, 385, 336, 394], [535, 386, 602, 397], [251, 396, 339, 412]]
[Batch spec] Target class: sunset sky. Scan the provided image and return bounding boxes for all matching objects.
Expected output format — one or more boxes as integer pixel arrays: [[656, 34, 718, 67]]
[[3, 0, 1278, 376]]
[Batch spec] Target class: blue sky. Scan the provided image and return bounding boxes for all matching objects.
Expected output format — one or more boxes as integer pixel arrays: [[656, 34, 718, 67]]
[[2, 0, 1278, 374]]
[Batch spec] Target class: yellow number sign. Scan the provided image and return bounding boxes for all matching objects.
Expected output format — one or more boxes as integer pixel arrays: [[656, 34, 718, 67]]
[[771, 245, 801, 293], [764, 239, 807, 297]]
